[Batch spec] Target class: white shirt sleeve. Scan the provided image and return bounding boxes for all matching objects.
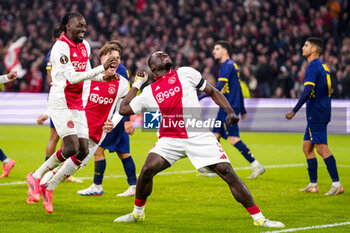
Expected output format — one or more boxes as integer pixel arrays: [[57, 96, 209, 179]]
[[110, 77, 130, 126], [110, 99, 123, 127], [129, 86, 153, 115], [51, 41, 105, 84], [0, 74, 9, 84], [118, 75, 130, 98], [178, 67, 206, 91]]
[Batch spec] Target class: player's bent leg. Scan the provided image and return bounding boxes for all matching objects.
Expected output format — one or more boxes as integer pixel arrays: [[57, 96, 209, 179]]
[[65, 138, 84, 183], [64, 138, 85, 183], [74, 138, 89, 161], [210, 162, 284, 228], [41, 155, 82, 212], [65, 138, 88, 183], [40, 166, 60, 185], [136, 153, 170, 200], [29, 134, 78, 195], [114, 153, 170, 223], [61, 135, 80, 158], [42, 135, 85, 199], [210, 162, 255, 207]]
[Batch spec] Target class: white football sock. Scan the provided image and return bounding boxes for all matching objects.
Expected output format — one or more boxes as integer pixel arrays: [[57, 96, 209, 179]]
[[251, 160, 260, 168], [2, 158, 10, 164], [332, 181, 341, 187], [251, 212, 265, 222], [93, 184, 102, 189], [133, 205, 145, 217], [40, 166, 60, 184], [46, 157, 80, 190], [32, 152, 63, 179]]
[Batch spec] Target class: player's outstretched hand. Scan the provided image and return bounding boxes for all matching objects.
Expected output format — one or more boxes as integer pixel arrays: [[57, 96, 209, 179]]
[[7, 71, 17, 82], [103, 56, 119, 70], [36, 114, 49, 125], [103, 71, 118, 82], [285, 111, 295, 120], [241, 113, 247, 120], [124, 121, 135, 135], [103, 119, 114, 133], [226, 113, 239, 126], [132, 71, 148, 89]]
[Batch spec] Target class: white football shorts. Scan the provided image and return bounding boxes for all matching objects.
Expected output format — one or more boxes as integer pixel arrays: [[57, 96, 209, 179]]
[[48, 108, 88, 139], [149, 132, 231, 171]]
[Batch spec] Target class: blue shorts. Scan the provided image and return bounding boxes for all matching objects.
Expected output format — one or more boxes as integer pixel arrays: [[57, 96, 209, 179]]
[[100, 120, 130, 153], [50, 118, 55, 129], [303, 122, 328, 145], [212, 112, 239, 139]]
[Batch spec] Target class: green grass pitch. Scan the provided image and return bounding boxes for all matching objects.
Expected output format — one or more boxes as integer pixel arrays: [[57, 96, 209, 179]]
[[0, 125, 349, 233]]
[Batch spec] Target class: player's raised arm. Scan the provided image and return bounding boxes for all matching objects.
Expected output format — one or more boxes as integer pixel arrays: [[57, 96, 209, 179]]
[[0, 71, 17, 84], [119, 71, 148, 116], [61, 55, 119, 84], [203, 82, 239, 126]]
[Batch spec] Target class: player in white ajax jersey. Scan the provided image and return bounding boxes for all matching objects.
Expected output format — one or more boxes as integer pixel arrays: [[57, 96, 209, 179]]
[[26, 12, 118, 213], [114, 51, 285, 228], [38, 42, 129, 195]]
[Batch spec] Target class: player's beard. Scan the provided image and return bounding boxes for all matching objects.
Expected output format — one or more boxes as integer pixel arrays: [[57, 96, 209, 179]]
[[76, 32, 85, 43], [164, 62, 172, 70], [76, 36, 84, 43]]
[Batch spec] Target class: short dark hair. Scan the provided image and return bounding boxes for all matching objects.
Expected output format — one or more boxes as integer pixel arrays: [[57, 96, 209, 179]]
[[58, 12, 84, 33], [306, 37, 323, 54], [215, 40, 232, 54]]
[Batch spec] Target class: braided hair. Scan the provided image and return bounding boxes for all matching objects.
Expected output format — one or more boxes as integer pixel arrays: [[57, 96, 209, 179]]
[[58, 12, 84, 34]]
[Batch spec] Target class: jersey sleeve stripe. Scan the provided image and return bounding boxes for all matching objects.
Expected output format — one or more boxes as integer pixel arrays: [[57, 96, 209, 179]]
[[304, 81, 315, 86], [218, 78, 228, 82], [196, 78, 205, 89]]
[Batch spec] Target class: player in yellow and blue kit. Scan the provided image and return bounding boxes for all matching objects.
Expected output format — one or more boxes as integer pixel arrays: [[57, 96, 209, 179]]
[[199, 40, 265, 179], [286, 37, 343, 195]]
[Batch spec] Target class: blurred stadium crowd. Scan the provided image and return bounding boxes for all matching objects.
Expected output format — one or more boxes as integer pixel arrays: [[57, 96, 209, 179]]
[[0, 0, 349, 98]]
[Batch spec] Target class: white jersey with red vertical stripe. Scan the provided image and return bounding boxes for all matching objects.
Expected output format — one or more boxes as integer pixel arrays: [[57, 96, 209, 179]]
[[129, 67, 207, 139], [83, 76, 129, 144], [48, 33, 105, 111]]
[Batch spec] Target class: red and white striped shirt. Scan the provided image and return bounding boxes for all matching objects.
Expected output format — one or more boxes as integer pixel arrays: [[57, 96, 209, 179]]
[[48, 33, 105, 111], [130, 67, 206, 139], [84, 76, 128, 144]]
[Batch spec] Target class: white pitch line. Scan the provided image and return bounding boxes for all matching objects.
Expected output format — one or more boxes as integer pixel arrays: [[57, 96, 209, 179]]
[[1, 163, 348, 186], [262, 221, 350, 233]]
